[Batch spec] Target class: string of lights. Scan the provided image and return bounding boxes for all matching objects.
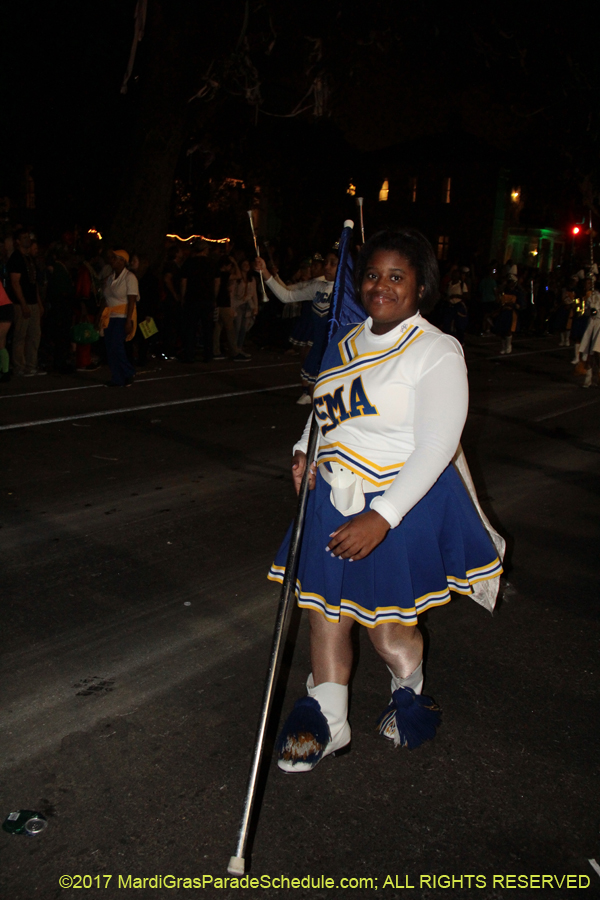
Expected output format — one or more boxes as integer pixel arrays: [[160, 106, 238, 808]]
[[166, 233, 229, 243], [87, 228, 229, 245]]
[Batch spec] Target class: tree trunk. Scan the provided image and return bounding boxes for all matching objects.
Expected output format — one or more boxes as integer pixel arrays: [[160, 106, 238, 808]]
[[108, 0, 191, 264]]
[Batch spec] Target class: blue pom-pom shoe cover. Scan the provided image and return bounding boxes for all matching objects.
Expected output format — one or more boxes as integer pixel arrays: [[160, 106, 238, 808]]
[[377, 686, 441, 749], [277, 677, 351, 773]]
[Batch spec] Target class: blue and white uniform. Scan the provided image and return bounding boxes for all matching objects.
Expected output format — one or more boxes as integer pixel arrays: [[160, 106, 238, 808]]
[[265, 274, 334, 384], [269, 312, 502, 627]]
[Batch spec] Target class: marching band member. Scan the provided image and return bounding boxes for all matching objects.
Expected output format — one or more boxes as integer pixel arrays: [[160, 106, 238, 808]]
[[268, 228, 503, 772], [255, 251, 339, 405]]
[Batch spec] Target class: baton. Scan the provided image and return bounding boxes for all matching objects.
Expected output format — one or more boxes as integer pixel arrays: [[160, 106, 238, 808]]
[[247, 210, 268, 303], [357, 197, 365, 243], [228, 415, 320, 876]]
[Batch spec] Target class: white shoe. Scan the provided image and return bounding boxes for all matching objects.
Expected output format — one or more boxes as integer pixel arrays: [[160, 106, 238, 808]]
[[296, 392, 312, 405], [277, 675, 350, 773], [583, 370, 592, 388]]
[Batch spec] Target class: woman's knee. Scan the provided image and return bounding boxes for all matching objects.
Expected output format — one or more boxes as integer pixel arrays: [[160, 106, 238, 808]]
[[368, 622, 419, 656]]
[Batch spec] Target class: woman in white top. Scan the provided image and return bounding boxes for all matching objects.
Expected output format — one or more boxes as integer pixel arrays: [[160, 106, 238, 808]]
[[255, 251, 339, 403], [100, 249, 138, 387], [268, 228, 502, 772]]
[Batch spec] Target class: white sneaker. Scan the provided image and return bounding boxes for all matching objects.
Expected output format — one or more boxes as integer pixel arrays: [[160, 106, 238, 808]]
[[296, 392, 312, 405]]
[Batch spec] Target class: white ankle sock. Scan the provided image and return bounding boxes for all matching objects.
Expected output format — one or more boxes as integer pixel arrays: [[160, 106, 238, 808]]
[[388, 660, 423, 696]]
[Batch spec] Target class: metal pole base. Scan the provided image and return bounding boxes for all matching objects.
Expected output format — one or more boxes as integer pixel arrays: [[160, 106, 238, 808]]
[[227, 856, 245, 876]]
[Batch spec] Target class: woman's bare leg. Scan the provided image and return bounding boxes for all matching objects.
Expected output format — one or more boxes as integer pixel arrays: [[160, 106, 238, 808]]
[[368, 622, 423, 678], [309, 610, 354, 685]]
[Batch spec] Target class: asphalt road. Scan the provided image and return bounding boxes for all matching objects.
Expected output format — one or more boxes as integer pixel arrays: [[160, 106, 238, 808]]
[[0, 337, 598, 900]]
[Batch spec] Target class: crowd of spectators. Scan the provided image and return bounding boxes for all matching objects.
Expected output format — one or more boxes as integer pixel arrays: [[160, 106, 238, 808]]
[[0, 230, 262, 386], [1, 226, 598, 390]]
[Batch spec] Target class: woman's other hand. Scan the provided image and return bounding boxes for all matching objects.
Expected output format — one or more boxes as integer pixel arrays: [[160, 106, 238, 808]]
[[254, 257, 267, 274], [327, 510, 390, 561], [292, 450, 316, 495]]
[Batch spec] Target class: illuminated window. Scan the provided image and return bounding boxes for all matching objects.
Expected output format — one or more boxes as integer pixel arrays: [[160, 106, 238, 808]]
[[410, 176, 417, 202], [442, 177, 451, 204], [437, 235, 449, 260], [378, 179, 389, 202], [347, 182, 356, 196]]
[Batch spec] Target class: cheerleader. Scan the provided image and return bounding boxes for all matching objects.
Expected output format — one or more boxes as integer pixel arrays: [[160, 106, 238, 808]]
[[268, 228, 503, 772], [255, 250, 339, 405]]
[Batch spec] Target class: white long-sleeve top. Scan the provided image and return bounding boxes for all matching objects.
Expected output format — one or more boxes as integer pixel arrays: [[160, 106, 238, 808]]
[[293, 312, 469, 529], [103, 269, 139, 317], [265, 274, 333, 317]]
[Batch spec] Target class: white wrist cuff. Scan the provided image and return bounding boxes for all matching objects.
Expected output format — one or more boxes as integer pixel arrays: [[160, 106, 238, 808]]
[[369, 496, 402, 529]]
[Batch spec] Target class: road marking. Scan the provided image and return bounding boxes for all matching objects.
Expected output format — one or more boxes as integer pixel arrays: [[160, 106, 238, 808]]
[[0, 383, 300, 431], [134, 360, 296, 383], [484, 347, 571, 361], [0, 382, 105, 399], [0, 361, 297, 400], [534, 397, 600, 421]]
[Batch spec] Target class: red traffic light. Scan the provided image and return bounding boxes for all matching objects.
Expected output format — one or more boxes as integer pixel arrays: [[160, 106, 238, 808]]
[[572, 226, 581, 235]]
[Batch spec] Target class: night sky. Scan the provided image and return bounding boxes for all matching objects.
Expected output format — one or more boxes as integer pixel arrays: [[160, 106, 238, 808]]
[[1, 2, 596, 253], [1, 1, 132, 231]]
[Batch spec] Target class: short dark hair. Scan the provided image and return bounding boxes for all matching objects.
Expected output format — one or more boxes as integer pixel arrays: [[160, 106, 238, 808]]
[[355, 227, 440, 313]]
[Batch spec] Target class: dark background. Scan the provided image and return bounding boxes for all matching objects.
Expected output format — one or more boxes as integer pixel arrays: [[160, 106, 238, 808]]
[[1, 2, 598, 260]]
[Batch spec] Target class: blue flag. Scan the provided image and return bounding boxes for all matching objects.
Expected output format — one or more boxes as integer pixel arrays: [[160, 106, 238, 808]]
[[326, 219, 366, 345]]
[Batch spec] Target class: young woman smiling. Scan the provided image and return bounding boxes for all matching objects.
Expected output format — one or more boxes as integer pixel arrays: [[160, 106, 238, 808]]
[[268, 227, 503, 772]]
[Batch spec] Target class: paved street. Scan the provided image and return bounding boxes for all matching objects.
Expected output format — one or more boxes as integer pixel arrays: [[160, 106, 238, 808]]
[[0, 338, 598, 900]]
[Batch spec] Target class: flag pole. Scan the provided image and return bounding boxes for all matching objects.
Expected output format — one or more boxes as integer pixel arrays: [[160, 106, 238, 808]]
[[247, 210, 268, 303], [229, 219, 358, 875], [228, 416, 320, 876]]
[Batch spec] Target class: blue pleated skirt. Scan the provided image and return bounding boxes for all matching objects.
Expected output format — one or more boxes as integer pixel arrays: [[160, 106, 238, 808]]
[[268, 465, 502, 627]]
